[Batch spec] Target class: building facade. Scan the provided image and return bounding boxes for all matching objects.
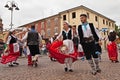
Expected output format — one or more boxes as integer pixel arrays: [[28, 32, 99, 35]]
[[45, 15, 60, 38], [60, 5, 115, 35], [18, 14, 61, 39], [17, 5, 115, 41]]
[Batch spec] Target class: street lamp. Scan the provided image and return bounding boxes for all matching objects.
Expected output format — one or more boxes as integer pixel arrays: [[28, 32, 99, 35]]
[[4, 1, 19, 29]]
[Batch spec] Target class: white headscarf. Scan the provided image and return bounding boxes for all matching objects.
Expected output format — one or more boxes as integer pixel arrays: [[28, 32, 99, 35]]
[[110, 30, 113, 32]]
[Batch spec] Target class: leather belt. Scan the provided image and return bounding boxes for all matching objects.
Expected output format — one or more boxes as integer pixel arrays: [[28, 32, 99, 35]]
[[83, 36, 94, 43]]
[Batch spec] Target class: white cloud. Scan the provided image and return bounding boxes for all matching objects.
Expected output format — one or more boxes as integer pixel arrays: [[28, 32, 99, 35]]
[[0, 0, 120, 29]]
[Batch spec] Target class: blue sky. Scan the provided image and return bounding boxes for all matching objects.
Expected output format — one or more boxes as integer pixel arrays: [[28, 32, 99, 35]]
[[0, 0, 120, 29]]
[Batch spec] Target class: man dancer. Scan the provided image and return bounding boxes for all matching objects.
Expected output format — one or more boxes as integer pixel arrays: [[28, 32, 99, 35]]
[[78, 14, 101, 75], [22, 25, 42, 67]]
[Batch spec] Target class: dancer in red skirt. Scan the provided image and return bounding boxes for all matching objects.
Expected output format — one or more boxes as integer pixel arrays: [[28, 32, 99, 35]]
[[107, 30, 119, 63], [50, 21, 77, 72], [1, 30, 20, 67]]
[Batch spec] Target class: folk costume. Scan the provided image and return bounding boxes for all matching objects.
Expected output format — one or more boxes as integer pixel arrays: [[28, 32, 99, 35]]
[[78, 22, 101, 75], [49, 28, 77, 72], [22, 28, 42, 67], [107, 31, 119, 63], [1, 34, 20, 67], [23, 42, 32, 66], [72, 28, 79, 49]]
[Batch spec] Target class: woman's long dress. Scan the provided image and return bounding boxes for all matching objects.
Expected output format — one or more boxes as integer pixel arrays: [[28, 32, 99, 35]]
[[1, 35, 20, 64], [107, 32, 118, 61], [49, 40, 78, 64], [107, 42, 118, 61]]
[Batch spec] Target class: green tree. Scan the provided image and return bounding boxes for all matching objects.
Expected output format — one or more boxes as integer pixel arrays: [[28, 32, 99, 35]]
[[115, 24, 120, 37]]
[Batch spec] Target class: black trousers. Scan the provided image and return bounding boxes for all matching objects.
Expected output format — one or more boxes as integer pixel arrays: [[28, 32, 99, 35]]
[[95, 44, 102, 53], [19, 47, 23, 56], [28, 45, 40, 56], [82, 41, 98, 60], [73, 37, 79, 49]]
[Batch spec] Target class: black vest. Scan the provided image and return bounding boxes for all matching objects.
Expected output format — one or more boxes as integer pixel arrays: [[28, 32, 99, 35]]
[[62, 29, 72, 40], [10, 36, 17, 44], [78, 23, 99, 44], [27, 31, 39, 45]]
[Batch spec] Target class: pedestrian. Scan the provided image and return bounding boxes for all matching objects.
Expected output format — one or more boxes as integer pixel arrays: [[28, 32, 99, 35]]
[[23, 28, 33, 66], [107, 30, 119, 63], [77, 44, 85, 61], [18, 40, 23, 56], [72, 25, 79, 49], [72, 25, 85, 60], [23, 42, 28, 57], [1, 29, 20, 67], [22, 25, 42, 67], [49, 33, 58, 61], [95, 28, 102, 61], [95, 41, 102, 62], [55, 21, 76, 72], [78, 14, 101, 75], [41, 43, 47, 55]]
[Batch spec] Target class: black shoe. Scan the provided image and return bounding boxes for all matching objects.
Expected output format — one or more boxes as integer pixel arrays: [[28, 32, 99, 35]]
[[91, 70, 97, 75], [111, 60, 114, 63], [115, 61, 119, 63], [64, 67, 68, 72], [13, 62, 19, 65], [8, 64, 14, 67], [97, 69, 101, 73], [69, 69, 73, 72], [50, 58, 54, 61], [32, 61, 38, 67], [35, 63, 38, 67], [91, 72, 97, 75]]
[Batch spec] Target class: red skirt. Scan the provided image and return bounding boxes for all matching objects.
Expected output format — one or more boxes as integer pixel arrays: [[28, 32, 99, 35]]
[[107, 42, 118, 61], [49, 41, 78, 64], [1, 44, 20, 64], [78, 52, 84, 57]]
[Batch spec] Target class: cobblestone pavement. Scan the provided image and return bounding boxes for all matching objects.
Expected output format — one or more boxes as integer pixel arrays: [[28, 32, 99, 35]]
[[0, 51, 120, 80]]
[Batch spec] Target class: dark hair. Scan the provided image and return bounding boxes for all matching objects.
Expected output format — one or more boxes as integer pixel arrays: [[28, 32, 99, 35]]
[[69, 25, 72, 28], [9, 31, 13, 36], [80, 14, 87, 17], [31, 25, 35, 29], [73, 25, 76, 28]]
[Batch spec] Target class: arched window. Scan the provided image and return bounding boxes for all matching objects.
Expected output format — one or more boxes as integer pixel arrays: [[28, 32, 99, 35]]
[[54, 27, 58, 33], [47, 29, 51, 37], [54, 18, 58, 26], [41, 22, 44, 29], [47, 19, 51, 27]]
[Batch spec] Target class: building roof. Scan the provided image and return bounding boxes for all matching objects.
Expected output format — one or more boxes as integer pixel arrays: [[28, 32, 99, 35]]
[[60, 5, 115, 22], [18, 5, 115, 28]]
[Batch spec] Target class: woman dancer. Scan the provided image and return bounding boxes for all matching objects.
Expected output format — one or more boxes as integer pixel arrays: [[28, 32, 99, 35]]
[[107, 30, 119, 63], [55, 21, 76, 72], [1, 30, 20, 67]]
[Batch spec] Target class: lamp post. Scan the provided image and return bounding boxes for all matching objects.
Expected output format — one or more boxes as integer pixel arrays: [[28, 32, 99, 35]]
[[4, 1, 19, 29]]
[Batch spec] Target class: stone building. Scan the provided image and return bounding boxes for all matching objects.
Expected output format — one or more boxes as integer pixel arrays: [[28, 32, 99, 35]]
[[17, 5, 115, 41]]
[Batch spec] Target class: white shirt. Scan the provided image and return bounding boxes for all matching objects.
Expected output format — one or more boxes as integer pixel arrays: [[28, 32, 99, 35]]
[[81, 24, 100, 39], [82, 24, 93, 38], [22, 32, 42, 43]]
